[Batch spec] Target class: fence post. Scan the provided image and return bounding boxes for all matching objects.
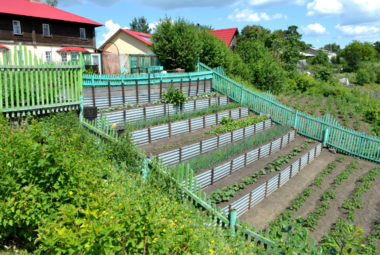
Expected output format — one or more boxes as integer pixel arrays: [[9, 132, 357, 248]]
[[148, 128, 151, 144], [211, 168, 214, 185], [180, 78, 183, 91], [196, 78, 199, 95], [278, 173, 281, 188], [108, 81, 111, 107], [229, 209, 237, 236], [200, 140, 203, 154], [323, 128, 329, 147], [204, 78, 206, 94], [290, 165, 293, 179], [148, 74, 151, 103], [160, 80, 162, 99], [293, 110, 298, 129], [92, 85, 95, 107], [189, 119, 192, 132], [188, 79, 191, 97], [265, 181, 269, 197], [135, 80, 139, 104], [248, 191, 252, 209], [230, 160, 233, 175]]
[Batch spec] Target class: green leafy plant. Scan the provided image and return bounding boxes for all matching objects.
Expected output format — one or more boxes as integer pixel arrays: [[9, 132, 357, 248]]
[[219, 116, 234, 125], [125, 102, 134, 108], [207, 116, 268, 136], [162, 83, 188, 106]]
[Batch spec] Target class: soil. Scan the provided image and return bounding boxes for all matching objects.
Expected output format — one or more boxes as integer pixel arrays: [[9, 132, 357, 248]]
[[97, 94, 225, 114], [202, 135, 319, 209], [140, 111, 258, 156], [278, 94, 372, 135], [237, 149, 380, 247]]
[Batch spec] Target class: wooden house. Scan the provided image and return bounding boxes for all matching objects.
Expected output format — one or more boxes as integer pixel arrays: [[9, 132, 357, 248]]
[[0, 0, 103, 64]]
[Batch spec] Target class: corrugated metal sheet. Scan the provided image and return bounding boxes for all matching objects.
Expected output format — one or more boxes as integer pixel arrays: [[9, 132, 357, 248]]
[[133, 107, 247, 145], [193, 130, 295, 189], [96, 96, 227, 124], [215, 144, 322, 219], [158, 119, 272, 169]]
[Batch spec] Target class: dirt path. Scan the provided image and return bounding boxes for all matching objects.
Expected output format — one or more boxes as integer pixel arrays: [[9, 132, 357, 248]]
[[203, 136, 316, 209], [239, 148, 338, 230]]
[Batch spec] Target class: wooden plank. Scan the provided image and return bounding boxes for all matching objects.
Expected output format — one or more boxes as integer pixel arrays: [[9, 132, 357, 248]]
[[196, 78, 199, 95], [135, 80, 139, 103], [188, 78, 191, 96], [160, 80, 162, 99], [108, 81, 111, 107], [148, 73, 151, 103]]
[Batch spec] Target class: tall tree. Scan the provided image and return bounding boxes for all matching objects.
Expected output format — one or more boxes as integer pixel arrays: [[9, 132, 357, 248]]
[[46, 0, 58, 7], [374, 41, 380, 54], [130, 16, 151, 34], [323, 43, 341, 54], [282, 25, 302, 71]]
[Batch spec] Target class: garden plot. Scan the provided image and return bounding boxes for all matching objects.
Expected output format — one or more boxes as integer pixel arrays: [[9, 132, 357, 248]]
[[200, 135, 320, 211], [97, 94, 228, 124], [250, 150, 380, 246], [131, 106, 249, 146], [151, 117, 272, 166]]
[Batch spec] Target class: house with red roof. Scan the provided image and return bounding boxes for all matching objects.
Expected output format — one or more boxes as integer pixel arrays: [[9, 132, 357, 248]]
[[0, 0, 103, 64], [98, 28, 156, 74], [210, 28, 239, 51]]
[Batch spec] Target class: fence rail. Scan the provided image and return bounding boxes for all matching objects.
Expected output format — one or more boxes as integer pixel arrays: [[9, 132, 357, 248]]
[[158, 119, 272, 166], [206, 62, 380, 163], [0, 43, 82, 116], [83, 71, 213, 87]]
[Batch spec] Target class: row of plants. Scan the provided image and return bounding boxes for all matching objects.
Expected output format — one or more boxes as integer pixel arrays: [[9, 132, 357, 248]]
[[301, 160, 360, 231], [150, 133, 206, 154], [207, 140, 315, 204], [123, 103, 241, 131], [268, 157, 344, 229], [342, 167, 380, 222], [207, 115, 268, 136], [176, 125, 291, 173]]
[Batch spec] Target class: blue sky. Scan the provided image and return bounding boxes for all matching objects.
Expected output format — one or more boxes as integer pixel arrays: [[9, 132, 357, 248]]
[[58, 0, 380, 49]]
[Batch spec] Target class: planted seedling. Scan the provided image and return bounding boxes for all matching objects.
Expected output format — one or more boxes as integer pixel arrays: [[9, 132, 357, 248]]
[[125, 102, 134, 108], [136, 102, 142, 107], [338, 156, 345, 162], [117, 105, 123, 110]]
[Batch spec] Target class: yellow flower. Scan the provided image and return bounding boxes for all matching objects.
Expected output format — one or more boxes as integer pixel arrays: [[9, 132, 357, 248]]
[[69, 191, 73, 195], [211, 240, 214, 243], [110, 216, 114, 219], [209, 249, 214, 254], [90, 193, 92, 196], [163, 229, 166, 232], [143, 226, 145, 230]]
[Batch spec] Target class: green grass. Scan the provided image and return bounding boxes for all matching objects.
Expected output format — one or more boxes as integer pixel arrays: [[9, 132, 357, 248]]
[[175, 125, 291, 173], [123, 103, 241, 131]]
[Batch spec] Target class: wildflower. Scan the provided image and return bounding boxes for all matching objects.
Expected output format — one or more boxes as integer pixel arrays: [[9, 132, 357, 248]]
[[209, 249, 214, 254], [163, 229, 166, 232], [110, 216, 114, 219], [69, 191, 73, 195], [143, 226, 145, 230], [211, 240, 214, 243]]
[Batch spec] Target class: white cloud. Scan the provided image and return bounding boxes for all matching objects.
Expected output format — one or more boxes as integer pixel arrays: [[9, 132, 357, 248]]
[[335, 24, 380, 36], [301, 23, 330, 36], [272, 13, 288, 20], [306, 0, 343, 17], [149, 23, 157, 32], [316, 39, 320, 43], [99, 20, 128, 46], [228, 8, 288, 22], [248, 0, 306, 8], [307, 0, 380, 25]]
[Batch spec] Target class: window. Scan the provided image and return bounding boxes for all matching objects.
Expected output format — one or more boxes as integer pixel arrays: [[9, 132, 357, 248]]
[[13, 20, 21, 34], [80, 28, 86, 39], [45, 51, 52, 62], [60, 52, 67, 62], [43, 24, 50, 36], [71, 53, 79, 62]]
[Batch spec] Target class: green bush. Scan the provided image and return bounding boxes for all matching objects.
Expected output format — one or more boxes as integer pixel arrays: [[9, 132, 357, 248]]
[[314, 66, 333, 82], [151, 16, 201, 71], [162, 83, 188, 106], [356, 68, 371, 85], [312, 50, 329, 65]]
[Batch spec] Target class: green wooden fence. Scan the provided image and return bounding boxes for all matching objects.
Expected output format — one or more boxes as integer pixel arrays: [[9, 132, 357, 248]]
[[0, 43, 83, 116], [203, 62, 380, 163], [82, 70, 213, 87]]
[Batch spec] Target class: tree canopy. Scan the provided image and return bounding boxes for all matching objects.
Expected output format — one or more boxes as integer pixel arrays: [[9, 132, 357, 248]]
[[46, 0, 58, 7], [323, 43, 341, 54], [129, 16, 151, 34]]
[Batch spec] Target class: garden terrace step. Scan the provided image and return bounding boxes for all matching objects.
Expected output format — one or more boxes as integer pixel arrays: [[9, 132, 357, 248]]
[[132, 107, 249, 146], [219, 143, 323, 219], [200, 135, 319, 207], [153, 118, 272, 166], [96, 95, 228, 124]]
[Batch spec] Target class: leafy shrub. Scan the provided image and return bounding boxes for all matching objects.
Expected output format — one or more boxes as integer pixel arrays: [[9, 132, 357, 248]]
[[312, 50, 329, 65], [356, 68, 371, 85], [314, 66, 332, 82], [219, 116, 234, 125], [208, 116, 268, 135], [162, 83, 188, 106]]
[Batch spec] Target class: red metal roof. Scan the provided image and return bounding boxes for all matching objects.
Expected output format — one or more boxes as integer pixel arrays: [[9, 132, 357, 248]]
[[210, 28, 238, 46], [121, 29, 152, 46], [0, 45, 10, 49], [57, 47, 89, 52], [0, 0, 103, 26]]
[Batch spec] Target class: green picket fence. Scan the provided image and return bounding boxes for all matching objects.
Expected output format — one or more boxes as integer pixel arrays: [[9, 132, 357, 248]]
[[0, 43, 83, 116], [205, 62, 380, 163]]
